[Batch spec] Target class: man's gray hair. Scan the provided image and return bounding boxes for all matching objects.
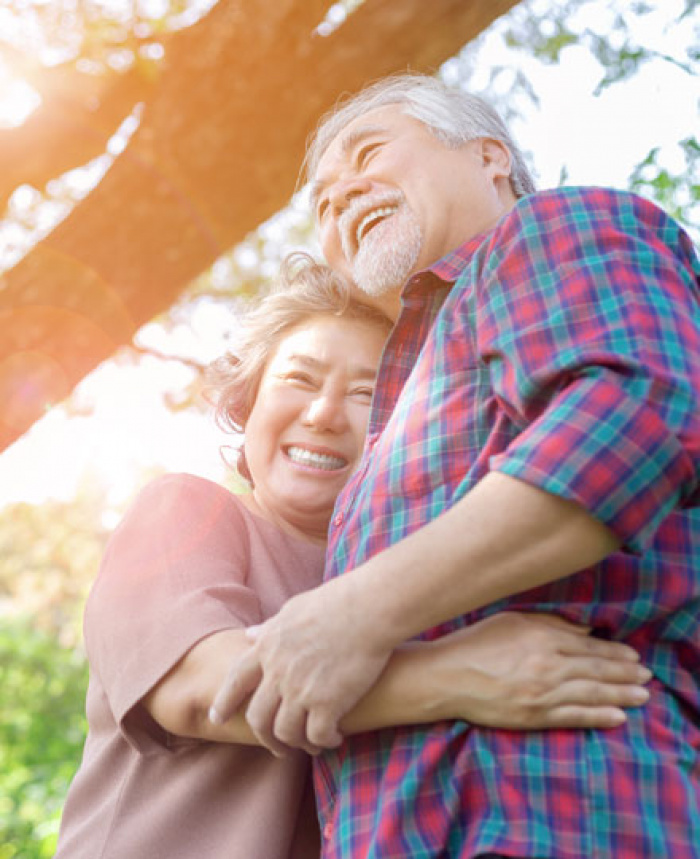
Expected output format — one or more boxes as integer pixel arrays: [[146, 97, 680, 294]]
[[304, 73, 537, 199]]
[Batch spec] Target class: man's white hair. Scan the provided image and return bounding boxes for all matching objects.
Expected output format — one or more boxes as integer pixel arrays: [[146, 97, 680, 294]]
[[304, 73, 537, 199]]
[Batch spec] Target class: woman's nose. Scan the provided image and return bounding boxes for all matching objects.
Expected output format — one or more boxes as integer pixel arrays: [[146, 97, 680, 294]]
[[303, 393, 348, 431]]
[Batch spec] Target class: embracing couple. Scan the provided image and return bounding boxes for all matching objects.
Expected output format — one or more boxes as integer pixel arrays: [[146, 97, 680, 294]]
[[56, 73, 700, 858]]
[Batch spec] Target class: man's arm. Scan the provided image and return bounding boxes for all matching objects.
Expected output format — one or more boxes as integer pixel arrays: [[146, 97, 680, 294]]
[[213, 191, 700, 752], [211, 472, 621, 751], [345, 473, 620, 646]]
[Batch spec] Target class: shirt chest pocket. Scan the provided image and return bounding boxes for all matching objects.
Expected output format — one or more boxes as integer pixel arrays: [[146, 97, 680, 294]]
[[375, 362, 492, 501]]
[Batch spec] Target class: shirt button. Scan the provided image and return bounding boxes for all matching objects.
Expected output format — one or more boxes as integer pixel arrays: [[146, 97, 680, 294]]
[[333, 512, 344, 527], [323, 822, 334, 840]]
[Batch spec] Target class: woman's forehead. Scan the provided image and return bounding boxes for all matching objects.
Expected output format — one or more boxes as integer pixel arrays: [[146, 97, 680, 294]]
[[268, 316, 384, 372]]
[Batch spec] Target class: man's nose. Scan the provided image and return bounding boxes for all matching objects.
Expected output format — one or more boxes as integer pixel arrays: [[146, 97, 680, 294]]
[[329, 175, 371, 217]]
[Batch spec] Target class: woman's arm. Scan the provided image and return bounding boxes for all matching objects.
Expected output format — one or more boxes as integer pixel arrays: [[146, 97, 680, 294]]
[[144, 612, 650, 754], [341, 612, 650, 735]]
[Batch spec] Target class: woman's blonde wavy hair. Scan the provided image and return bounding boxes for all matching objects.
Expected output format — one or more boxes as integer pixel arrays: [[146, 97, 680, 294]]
[[208, 253, 392, 483]]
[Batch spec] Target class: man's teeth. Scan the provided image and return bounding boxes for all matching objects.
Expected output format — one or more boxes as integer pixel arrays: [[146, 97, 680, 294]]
[[356, 206, 397, 246], [286, 447, 346, 470]]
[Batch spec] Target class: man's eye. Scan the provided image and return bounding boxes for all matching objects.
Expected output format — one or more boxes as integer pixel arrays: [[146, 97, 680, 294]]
[[317, 198, 329, 219], [357, 142, 381, 167]]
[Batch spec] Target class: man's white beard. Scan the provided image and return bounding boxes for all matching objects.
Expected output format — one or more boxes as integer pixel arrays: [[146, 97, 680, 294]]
[[343, 204, 423, 298]]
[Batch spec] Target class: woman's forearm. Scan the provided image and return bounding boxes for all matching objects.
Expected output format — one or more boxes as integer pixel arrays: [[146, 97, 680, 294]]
[[344, 613, 651, 734], [144, 628, 440, 745], [144, 613, 650, 749], [143, 628, 260, 745]]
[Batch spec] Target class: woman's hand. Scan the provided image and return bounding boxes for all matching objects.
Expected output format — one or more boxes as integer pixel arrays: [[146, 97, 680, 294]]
[[405, 612, 651, 730]]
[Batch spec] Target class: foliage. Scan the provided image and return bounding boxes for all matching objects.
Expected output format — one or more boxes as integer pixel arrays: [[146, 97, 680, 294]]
[[0, 466, 180, 858], [447, 0, 700, 242], [628, 136, 700, 234], [0, 2, 698, 854], [0, 478, 112, 648], [0, 619, 88, 859]]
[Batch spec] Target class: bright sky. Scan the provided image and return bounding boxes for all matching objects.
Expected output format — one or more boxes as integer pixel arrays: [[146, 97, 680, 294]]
[[0, 0, 697, 512]]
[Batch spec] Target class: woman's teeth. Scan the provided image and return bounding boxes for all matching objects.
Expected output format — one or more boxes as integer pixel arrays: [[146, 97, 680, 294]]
[[286, 446, 346, 470]]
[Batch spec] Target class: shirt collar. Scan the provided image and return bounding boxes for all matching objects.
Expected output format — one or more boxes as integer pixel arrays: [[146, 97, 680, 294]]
[[426, 229, 493, 283]]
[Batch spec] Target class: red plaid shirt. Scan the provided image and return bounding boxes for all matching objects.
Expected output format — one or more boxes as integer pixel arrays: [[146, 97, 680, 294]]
[[316, 187, 700, 858]]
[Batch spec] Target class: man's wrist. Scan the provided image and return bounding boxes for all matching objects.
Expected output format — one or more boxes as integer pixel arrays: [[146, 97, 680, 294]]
[[338, 561, 408, 653]]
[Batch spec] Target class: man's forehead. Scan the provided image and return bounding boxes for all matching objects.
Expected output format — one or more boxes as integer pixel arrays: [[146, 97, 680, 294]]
[[337, 124, 388, 158], [314, 104, 408, 174]]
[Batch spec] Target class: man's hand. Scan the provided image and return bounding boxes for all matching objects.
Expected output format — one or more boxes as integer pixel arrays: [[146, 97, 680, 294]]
[[209, 576, 393, 756]]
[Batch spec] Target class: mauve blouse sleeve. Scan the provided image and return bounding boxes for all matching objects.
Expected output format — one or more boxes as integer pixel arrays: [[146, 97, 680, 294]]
[[83, 473, 262, 754]]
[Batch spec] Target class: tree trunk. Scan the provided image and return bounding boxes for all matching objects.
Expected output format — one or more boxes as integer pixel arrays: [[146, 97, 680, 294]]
[[0, 0, 519, 452]]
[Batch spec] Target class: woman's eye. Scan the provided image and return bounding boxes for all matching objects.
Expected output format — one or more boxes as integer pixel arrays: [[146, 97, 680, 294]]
[[284, 371, 315, 386], [317, 198, 328, 219], [351, 386, 375, 401]]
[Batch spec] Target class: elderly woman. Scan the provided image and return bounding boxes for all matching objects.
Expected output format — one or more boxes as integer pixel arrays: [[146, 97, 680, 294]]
[[55, 258, 649, 859]]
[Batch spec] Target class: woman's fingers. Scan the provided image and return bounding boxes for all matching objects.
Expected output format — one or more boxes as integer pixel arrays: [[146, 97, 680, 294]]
[[542, 704, 628, 729], [557, 630, 641, 662], [546, 652, 652, 686], [553, 675, 650, 708], [535, 676, 652, 728]]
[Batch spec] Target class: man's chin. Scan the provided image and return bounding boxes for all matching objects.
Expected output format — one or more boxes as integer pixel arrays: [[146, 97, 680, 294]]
[[352, 254, 417, 299]]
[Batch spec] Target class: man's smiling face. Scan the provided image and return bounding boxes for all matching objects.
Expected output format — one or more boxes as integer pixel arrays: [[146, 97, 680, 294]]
[[311, 104, 514, 318]]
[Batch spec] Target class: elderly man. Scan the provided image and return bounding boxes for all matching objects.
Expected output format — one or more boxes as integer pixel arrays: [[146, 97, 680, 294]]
[[214, 74, 700, 857]]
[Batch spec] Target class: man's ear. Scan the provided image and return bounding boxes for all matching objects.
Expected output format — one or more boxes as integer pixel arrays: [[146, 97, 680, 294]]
[[480, 138, 512, 182]]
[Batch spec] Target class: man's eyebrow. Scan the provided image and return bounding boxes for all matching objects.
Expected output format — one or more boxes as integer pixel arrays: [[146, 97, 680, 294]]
[[309, 180, 324, 211], [310, 124, 389, 209], [339, 125, 388, 158]]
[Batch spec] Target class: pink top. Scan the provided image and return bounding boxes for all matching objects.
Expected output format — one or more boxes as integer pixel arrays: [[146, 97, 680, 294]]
[[55, 474, 324, 859]]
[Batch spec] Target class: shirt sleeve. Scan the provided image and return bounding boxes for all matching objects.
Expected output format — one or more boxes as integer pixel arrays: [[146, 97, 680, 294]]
[[477, 188, 700, 553], [84, 473, 262, 753]]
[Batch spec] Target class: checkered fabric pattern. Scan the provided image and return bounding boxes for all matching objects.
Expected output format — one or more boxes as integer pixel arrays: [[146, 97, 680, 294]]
[[315, 187, 700, 858]]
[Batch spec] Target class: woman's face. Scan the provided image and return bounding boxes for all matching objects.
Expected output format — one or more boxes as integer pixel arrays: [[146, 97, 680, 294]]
[[244, 314, 387, 542]]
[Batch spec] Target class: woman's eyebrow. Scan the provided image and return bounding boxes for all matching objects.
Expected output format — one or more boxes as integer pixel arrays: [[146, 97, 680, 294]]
[[287, 354, 378, 379]]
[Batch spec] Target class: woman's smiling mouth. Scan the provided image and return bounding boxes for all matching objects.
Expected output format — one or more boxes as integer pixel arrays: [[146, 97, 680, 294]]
[[284, 445, 348, 471]]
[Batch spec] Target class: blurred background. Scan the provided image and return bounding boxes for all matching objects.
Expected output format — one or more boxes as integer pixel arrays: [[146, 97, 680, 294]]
[[0, 0, 698, 855]]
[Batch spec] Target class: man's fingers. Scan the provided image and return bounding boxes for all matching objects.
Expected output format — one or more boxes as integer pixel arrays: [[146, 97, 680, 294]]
[[306, 707, 343, 750], [274, 701, 322, 756], [210, 651, 263, 724], [245, 680, 286, 756]]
